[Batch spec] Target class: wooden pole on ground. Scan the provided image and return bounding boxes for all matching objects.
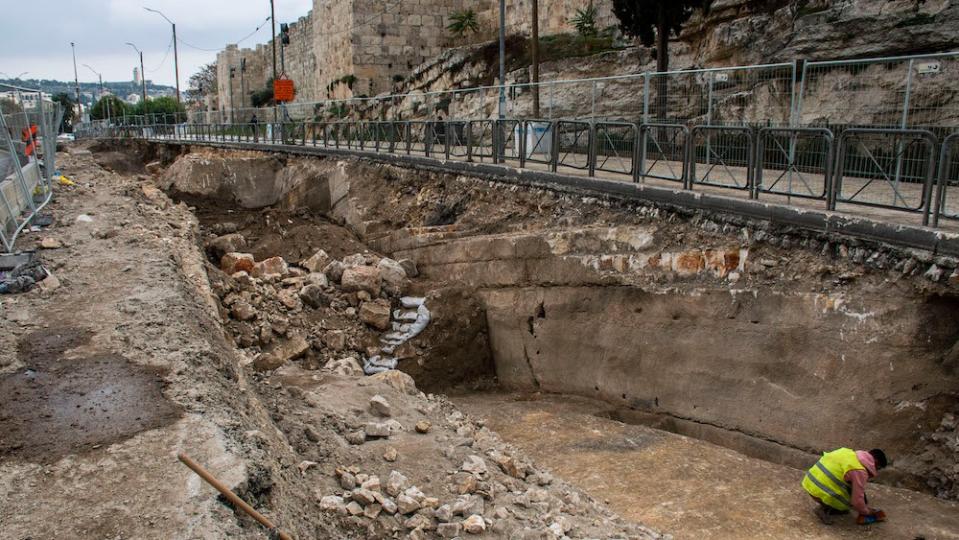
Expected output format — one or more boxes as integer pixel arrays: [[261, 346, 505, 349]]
[[177, 452, 293, 540]]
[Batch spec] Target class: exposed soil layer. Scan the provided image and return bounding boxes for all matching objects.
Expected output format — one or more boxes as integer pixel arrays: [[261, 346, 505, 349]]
[[186, 199, 370, 262], [0, 328, 182, 464]]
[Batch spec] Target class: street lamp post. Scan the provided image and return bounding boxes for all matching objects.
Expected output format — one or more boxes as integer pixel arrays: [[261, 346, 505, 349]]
[[270, 0, 278, 124], [82, 64, 110, 123], [71, 42, 83, 120], [126, 42, 148, 120], [498, 0, 506, 120], [144, 7, 181, 110]]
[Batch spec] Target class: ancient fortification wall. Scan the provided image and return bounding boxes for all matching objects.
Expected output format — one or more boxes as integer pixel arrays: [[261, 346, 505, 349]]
[[214, 0, 616, 112]]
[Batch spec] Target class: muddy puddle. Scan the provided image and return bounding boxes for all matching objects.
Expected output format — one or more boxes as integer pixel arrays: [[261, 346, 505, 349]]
[[0, 328, 182, 463]]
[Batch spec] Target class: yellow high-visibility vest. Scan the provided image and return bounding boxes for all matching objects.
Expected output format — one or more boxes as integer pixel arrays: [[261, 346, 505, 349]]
[[801, 447, 866, 511]]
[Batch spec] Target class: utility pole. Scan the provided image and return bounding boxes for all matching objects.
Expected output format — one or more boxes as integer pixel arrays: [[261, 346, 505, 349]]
[[229, 67, 236, 124], [71, 42, 83, 120], [270, 0, 278, 124], [144, 8, 182, 110], [126, 42, 147, 116], [531, 0, 540, 118], [240, 58, 246, 111], [498, 0, 506, 120]]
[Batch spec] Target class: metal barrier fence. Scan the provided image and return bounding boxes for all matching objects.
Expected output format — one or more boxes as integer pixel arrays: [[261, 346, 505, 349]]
[[1, 82, 62, 252], [123, 51, 955, 133], [933, 133, 959, 226], [87, 118, 959, 228]]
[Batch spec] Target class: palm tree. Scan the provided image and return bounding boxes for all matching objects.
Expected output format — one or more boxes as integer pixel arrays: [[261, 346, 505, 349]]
[[447, 9, 480, 39]]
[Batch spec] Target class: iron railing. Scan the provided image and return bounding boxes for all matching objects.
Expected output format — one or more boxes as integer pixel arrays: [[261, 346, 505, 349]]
[[82, 118, 959, 228]]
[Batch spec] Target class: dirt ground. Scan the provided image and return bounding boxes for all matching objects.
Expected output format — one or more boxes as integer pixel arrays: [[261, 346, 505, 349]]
[[455, 392, 959, 540]]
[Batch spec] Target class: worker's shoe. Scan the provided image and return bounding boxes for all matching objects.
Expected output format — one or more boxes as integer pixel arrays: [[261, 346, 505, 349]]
[[815, 506, 836, 525]]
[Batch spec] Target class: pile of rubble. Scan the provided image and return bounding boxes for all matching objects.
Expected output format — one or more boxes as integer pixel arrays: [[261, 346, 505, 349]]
[[288, 373, 664, 540], [204, 228, 424, 375]]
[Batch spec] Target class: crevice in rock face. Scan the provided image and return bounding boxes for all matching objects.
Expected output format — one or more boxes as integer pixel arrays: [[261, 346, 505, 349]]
[[522, 344, 541, 389]]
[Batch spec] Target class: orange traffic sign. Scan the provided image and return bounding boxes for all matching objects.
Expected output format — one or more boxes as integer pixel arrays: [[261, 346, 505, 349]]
[[274, 78, 295, 102]]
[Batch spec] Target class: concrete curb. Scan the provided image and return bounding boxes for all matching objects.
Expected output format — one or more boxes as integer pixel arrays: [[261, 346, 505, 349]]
[[147, 138, 959, 257]]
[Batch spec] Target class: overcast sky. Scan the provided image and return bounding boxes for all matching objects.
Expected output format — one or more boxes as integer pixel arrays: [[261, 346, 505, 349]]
[[0, 0, 313, 87]]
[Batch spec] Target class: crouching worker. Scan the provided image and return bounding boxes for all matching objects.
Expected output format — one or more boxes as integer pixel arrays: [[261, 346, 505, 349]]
[[802, 447, 888, 525]]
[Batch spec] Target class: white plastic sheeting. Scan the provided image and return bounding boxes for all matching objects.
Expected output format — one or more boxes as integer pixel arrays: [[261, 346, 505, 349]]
[[363, 296, 431, 375]]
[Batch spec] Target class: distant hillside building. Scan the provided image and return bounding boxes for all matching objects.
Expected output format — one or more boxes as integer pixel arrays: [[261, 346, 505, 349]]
[[133, 67, 141, 85]]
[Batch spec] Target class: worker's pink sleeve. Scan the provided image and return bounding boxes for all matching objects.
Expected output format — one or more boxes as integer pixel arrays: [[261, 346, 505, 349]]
[[845, 469, 871, 515]]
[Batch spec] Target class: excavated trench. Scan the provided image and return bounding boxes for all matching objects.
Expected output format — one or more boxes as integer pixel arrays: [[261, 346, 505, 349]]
[[126, 141, 959, 537]]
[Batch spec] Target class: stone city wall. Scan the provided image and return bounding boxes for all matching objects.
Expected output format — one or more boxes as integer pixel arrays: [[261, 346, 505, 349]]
[[213, 0, 613, 114]]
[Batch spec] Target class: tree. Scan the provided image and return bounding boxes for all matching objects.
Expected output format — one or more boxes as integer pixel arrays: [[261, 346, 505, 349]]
[[569, 4, 599, 38], [447, 9, 480, 38], [132, 96, 185, 123], [186, 62, 217, 103], [51, 93, 76, 133], [611, 0, 710, 119], [90, 95, 127, 121], [611, 0, 708, 74], [250, 78, 275, 108]]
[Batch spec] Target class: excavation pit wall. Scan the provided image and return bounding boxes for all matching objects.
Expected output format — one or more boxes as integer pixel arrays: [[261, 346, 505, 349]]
[[141, 141, 959, 500]]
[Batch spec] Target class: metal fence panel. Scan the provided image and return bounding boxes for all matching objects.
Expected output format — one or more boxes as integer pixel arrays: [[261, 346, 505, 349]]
[[555, 120, 591, 171], [689, 125, 754, 191], [834, 128, 938, 223], [594, 122, 637, 176], [798, 52, 959, 130], [755, 127, 834, 202], [638, 123, 689, 185], [933, 132, 959, 225]]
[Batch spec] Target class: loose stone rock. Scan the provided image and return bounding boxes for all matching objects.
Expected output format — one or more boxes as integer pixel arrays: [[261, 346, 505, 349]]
[[39, 237, 63, 249], [436, 522, 462, 538], [231, 301, 256, 321], [360, 299, 392, 330], [206, 233, 246, 259], [252, 256, 288, 278], [365, 422, 391, 439], [370, 394, 393, 417], [341, 265, 382, 296], [300, 249, 330, 272], [327, 356, 364, 377], [462, 514, 486, 534], [450, 472, 478, 494], [373, 491, 398, 514], [371, 369, 418, 395], [461, 455, 488, 476], [386, 470, 409, 497], [404, 513, 433, 531], [397, 494, 421, 515], [299, 283, 331, 308], [345, 430, 366, 445], [352, 488, 378, 506], [345, 501, 363, 516], [377, 257, 409, 296], [415, 420, 432, 434], [398, 258, 418, 277], [319, 495, 347, 515], [383, 447, 398, 462], [324, 260, 346, 283], [339, 471, 357, 490]]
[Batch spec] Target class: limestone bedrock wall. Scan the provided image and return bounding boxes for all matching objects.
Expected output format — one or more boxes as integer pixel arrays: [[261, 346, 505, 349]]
[[147, 142, 959, 496]]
